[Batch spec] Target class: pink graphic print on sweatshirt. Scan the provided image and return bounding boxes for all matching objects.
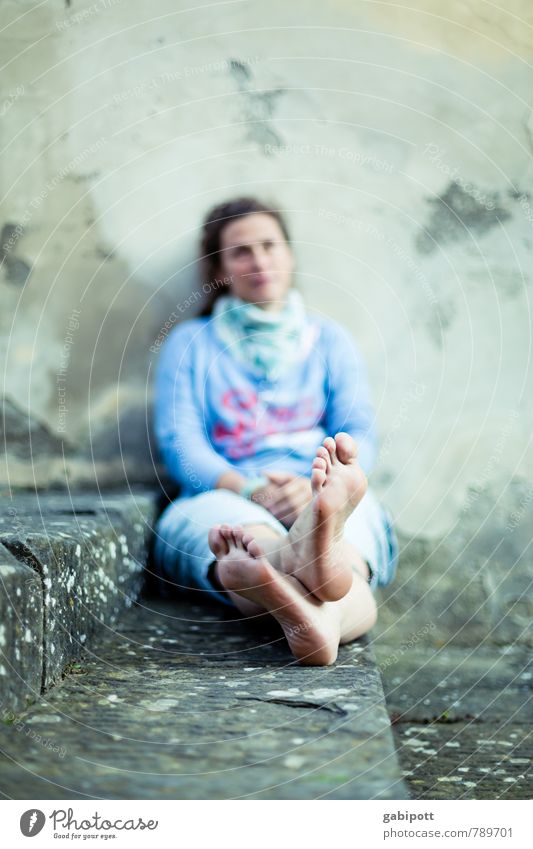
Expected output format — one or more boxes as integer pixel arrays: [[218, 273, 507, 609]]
[[212, 388, 320, 459]]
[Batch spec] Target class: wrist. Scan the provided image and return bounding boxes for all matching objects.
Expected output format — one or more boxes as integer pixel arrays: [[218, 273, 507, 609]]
[[215, 471, 247, 494], [240, 476, 268, 500]]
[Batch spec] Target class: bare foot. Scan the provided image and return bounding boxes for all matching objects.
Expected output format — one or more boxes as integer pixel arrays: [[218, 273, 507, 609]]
[[280, 432, 368, 601], [215, 527, 341, 665], [208, 524, 265, 616]]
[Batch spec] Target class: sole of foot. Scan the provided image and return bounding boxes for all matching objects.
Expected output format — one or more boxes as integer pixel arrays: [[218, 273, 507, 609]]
[[281, 432, 367, 602]]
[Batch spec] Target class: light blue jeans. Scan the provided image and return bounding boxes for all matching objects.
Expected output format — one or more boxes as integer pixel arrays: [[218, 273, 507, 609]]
[[153, 487, 398, 606]]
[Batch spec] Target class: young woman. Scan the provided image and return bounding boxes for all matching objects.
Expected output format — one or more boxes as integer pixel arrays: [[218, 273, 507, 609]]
[[153, 198, 398, 665]]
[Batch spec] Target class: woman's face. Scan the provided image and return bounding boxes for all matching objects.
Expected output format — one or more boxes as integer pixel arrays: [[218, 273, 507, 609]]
[[217, 213, 294, 310]]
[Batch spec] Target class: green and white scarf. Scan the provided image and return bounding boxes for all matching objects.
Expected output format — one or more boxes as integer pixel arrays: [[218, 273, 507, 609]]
[[212, 290, 315, 381]]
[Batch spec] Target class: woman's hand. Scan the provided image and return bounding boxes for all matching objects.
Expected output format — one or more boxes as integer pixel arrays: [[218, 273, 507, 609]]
[[251, 471, 313, 528]]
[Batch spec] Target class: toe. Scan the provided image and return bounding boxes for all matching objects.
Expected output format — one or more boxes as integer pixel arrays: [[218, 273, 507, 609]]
[[316, 446, 331, 470], [335, 432, 358, 464], [208, 525, 229, 557], [323, 436, 337, 464], [246, 537, 266, 561], [220, 525, 234, 546], [232, 526, 246, 549], [311, 466, 326, 492]]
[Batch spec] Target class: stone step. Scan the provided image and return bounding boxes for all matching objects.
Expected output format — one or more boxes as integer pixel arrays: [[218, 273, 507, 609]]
[[0, 491, 158, 712], [0, 544, 43, 712], [375, 643, 533, 799], [0, 597, 409, 800]]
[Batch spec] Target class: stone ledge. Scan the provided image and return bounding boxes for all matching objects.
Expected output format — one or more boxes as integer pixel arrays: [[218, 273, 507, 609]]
[[0, 491, 158, 712], [0, 544, 43, 714], [0, 598, 409, 800], [0, 492, 409, 799], [376, 644, 532, 799]]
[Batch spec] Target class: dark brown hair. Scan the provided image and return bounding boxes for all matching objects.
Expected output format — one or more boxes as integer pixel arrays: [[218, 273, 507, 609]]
[[199, 197, 291, 315]]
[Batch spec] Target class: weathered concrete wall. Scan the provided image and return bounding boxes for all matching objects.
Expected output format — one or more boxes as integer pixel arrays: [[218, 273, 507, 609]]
[[1, 1, 532, 639]]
